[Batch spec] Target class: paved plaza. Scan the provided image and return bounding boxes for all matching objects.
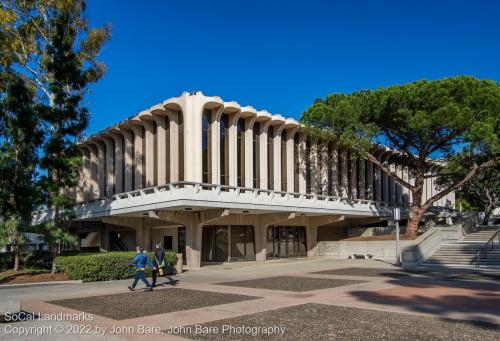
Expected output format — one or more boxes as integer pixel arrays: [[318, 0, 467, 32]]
[[1, 258, 499, 341]]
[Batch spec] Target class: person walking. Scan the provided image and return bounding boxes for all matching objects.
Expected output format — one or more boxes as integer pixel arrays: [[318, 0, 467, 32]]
[[128, 246, 154, 291], [152, 242, 165, 287]]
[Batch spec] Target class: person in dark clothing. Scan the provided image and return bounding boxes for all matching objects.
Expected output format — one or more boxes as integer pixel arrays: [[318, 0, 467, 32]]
[[128, 246, 154, 291], [151, 242, 164, 287]]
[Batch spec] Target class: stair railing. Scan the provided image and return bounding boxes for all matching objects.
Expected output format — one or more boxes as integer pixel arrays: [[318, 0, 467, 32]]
[[475, 229, 500, 268]]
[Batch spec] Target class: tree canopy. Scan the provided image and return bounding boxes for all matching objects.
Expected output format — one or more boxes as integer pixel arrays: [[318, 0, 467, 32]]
[[301, 76, 500, 236]]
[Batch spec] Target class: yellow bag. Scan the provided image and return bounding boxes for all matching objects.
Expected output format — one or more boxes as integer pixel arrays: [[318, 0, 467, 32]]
[[159, 268, 164, 276]]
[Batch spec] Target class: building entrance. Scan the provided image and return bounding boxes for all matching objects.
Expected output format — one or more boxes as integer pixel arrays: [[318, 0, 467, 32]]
[[202, 225, 255, 262], [267, 226, 307, 258]]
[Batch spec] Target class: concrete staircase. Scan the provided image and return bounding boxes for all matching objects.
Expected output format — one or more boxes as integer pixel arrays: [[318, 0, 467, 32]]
[[422, 228, 500, 269]]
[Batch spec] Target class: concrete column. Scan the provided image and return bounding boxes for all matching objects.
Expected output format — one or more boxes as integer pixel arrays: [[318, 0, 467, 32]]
[[244, 119, 255, 188], [153, 115, 167, 186], [141, 120, 155, 187], [306, 225, 318, 257], [396, 164, 403, 204], [110, 133, 123, 194], [121, 129, 133, 192], [144, 223, 152, 251], [310, 141, 318, 194], [320, 144, 329, 195], [76, 149, 87, 202], [185, 214, 202, 269], [99, 225, 109, 252], [254, 224, 267, 261], [330, 145, 339, 197], [402, 165, 410, 203], [88, 145, 99, 199], [211, 108, 222, 184], [259, 122, 270, 189], [94, 141, 106, 198], [228, 113, 241, 187], [130, 125, 143, 189], [298, 133, 307, 193], [273, 126, 282, 191], [102, 137, 115, 196], [358, 159, 366, 199], [350, 157, 358, 199], [286, 129, 297, 192], [168, 111, 180, 182], [374, 164, 382, 202], [389, 161, 397, 204], [366, 159, 374, 200], [340, 150, 349, 197], [135, 220, 144, 249]]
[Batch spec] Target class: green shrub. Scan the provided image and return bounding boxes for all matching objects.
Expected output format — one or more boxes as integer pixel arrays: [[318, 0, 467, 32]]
[[164, 251, 177, 266], [55, 252, 157, 282], [0, 253, 13, 270]]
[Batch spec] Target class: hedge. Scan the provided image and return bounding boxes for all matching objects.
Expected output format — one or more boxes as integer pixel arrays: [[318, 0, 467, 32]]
[[55, 251, 177, 282]]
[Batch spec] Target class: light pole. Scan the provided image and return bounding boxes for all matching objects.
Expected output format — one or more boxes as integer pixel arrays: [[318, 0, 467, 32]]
[[393, 207, 401, 266]]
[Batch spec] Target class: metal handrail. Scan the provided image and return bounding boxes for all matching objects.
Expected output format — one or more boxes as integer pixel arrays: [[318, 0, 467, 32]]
[[475, 228, 500, 268]]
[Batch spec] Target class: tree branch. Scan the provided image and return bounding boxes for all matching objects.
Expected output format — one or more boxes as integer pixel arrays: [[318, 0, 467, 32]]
[[423, 156, 500, 208]]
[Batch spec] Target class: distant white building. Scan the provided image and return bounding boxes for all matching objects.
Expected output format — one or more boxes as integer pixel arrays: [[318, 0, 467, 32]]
[[33, 92, 455, 268], [0, 233, 47, 253]]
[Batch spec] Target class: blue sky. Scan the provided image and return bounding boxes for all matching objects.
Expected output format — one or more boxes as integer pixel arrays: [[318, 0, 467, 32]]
[[84, 0, 500, 136]]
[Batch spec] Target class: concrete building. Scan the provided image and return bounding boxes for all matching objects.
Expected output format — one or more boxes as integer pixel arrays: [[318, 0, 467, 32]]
[[33, 92, 455, 268]]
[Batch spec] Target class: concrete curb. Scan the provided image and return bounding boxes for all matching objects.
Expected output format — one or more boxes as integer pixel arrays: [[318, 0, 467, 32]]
[[0, 280, 82, 289]]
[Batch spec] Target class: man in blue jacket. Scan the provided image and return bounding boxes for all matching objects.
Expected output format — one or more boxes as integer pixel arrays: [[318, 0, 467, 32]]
[[128, 246, 154, 291]]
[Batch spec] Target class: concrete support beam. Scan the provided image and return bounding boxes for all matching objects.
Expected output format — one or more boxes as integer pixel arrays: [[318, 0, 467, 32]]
[[228, 113, 241, 187], [259, 122, 270, 189], [273, 126, 282, 191], [366, 159, 374, 201], [153, 115, 168, 186], [340, 150, 349, 197], [130, 125, 143, 190], [110, 132, 123, 194], [141, 119, 155, 187], [310, 141, 318, 194], [168, 111, 180, 182], [358, 159, 366, 199], [244, 118, 255, 188], [350, 157, 358, 199], [320, 144, 329, 195], [121, 129, 134, 192], [286, 128, 297, 192], [94, 141, 106, 198], [330, 145, 339, 197], [298, 133, 307, 194]]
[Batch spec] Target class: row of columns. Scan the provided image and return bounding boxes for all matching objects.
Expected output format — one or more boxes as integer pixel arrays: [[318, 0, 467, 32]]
[[76, 92, 447, 207], [77, 110, 183, 201]]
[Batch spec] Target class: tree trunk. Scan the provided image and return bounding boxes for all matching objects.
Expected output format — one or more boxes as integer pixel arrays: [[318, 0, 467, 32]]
[[50, 243, 58, 274], [13, 248, 20, 272], [404, 205, 426, 238], [482, 205, 495, 226]]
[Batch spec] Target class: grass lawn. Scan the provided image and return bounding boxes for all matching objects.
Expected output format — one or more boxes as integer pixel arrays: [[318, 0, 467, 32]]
[[0, 269, 68, 284]]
